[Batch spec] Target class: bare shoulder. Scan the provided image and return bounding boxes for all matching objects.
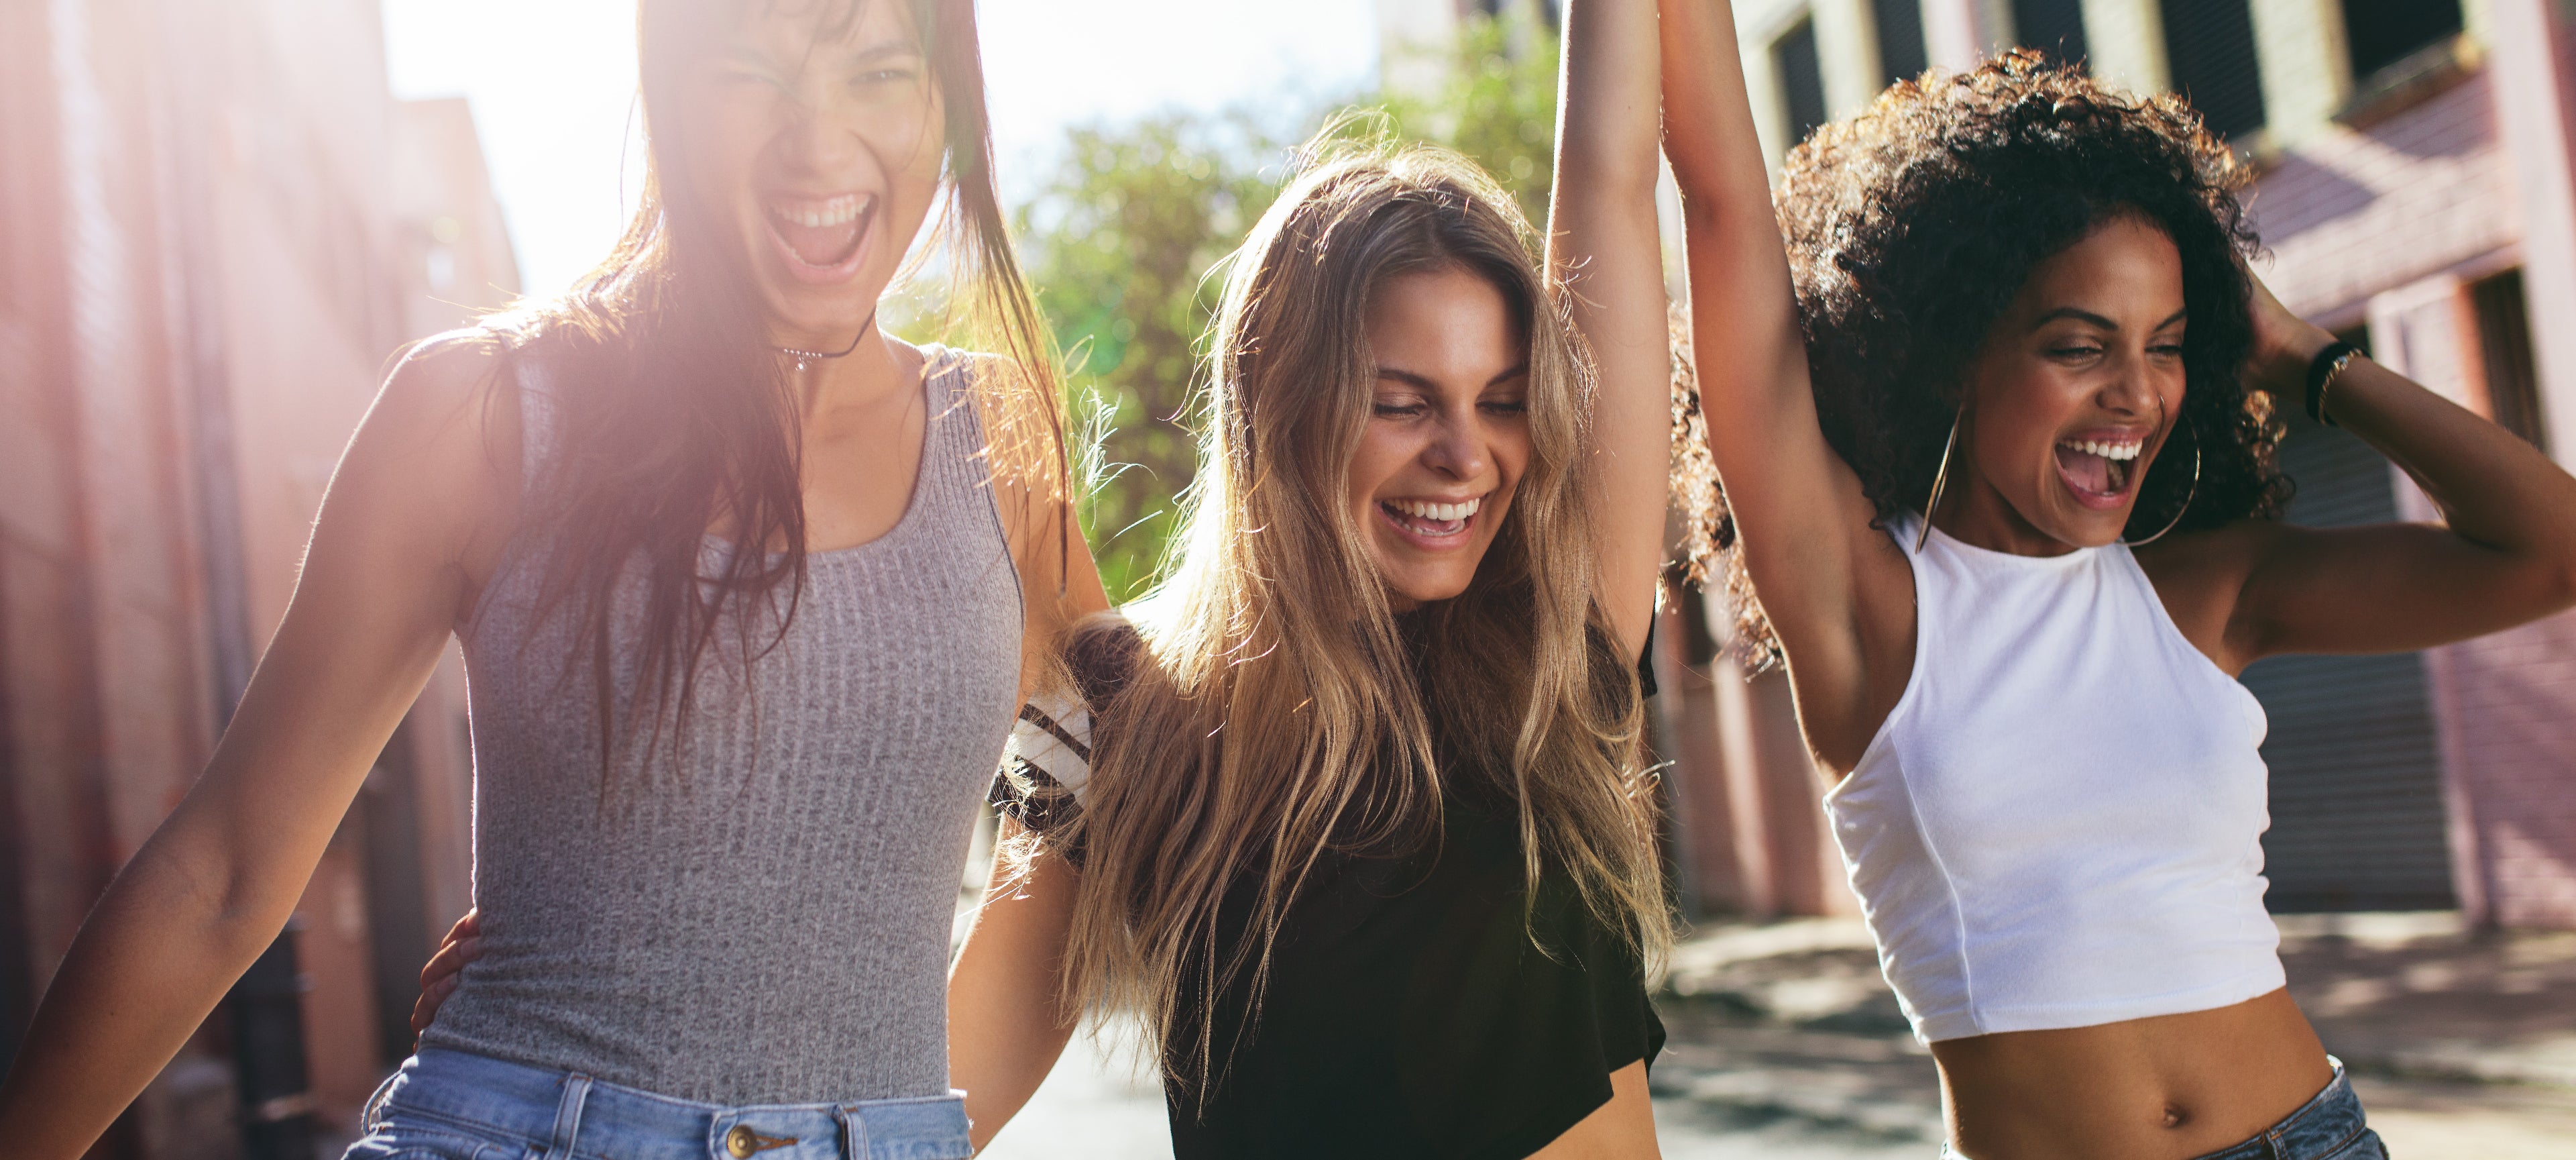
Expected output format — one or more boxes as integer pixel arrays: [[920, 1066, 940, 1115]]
[[2132, 519, 2284, 672], [949, 350, 1070, 556], [363, 329, 522, 470], [943, 348, 1113, 675], [319, 329, 526, 617]]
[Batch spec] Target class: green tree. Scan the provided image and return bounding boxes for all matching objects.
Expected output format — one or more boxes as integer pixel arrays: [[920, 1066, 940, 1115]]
[[1017, 112, 1286, 599], [1018, 13, 1563, 602], [1379, 15, 1562, 229]]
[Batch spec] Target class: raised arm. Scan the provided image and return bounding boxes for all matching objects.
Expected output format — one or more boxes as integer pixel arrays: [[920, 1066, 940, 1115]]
[[2166, 279, 2576, 670], [1549, 0, 1673, 657], [0, 339, 516, 1160], [1658, 0, 1909, 769]]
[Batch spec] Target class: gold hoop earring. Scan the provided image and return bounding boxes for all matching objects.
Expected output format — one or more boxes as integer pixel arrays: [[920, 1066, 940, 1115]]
[[2126, 421, 2201, 546], [1917, 411, 1962, 551]]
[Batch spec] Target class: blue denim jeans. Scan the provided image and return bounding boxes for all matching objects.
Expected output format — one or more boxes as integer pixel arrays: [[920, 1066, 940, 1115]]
[[344, 1048, 973, 1160], [1940, 1057, 2386, 1159]]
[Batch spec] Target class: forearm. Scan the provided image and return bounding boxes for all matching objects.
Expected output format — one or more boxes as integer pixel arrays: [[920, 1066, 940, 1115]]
[[1551, 0, 1665, 219], [948, 843, 1080, 1151], [1553, 0, 1674, 645], [1658, 0, 1769, 220], [2325, 356, 2576, 564], [1663, 0, 1809, 421], [0, 827, 290, 1159]]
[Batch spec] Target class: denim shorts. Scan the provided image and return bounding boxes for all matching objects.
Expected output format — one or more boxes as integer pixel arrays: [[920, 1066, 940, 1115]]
[[1940, 1057, 2386, 1159], [344, 1048, 973, 1160]]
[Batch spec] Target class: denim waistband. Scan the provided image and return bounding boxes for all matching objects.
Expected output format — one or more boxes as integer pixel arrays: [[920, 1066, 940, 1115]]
[[367, 1049, 972, 1160], [2188, 1057, 2378, 1160]]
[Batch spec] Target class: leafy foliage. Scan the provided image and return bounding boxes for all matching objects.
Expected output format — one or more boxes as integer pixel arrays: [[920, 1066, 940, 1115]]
[[1018, 15, 1563, 600]]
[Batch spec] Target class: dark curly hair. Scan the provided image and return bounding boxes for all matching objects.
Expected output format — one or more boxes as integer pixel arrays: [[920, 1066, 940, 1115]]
[[1675, 52, 2292, 666]]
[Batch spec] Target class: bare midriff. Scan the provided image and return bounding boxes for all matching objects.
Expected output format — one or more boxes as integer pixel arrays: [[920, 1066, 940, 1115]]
[[1928, 989, 2335, 1160]]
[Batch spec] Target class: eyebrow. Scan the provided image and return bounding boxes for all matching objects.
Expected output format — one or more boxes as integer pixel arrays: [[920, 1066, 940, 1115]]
[[720, 37, 921, 70], [839, 39, 924, 65], [1373, 364, 1531, 390], [2029, 307, 2190, 332]]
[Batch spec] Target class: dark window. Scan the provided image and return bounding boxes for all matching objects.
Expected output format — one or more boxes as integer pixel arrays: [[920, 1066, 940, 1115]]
[[2161, 0, 2267, 138], [2343, 0, 2463, 82], [2473, 269, 2549, 452], [1874, 0, 1928, 85], [2012, 0, 2090, 69], [1775, 18, 1830, 150]]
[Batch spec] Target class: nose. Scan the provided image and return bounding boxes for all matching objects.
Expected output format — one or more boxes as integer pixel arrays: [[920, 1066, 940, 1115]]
[[777, 96, 864, 176], [1419, 408, 1490, 481], [2098, 348, 2162, 418]]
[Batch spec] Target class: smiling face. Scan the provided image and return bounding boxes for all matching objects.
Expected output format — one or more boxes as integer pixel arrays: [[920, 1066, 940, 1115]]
[[676, 0, 946, 348], [1347, 265, 1532, 610], [1948, 213, 2190, 553]]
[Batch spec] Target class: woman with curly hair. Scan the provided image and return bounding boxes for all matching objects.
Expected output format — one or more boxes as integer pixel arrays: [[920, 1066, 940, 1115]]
[[1661, 1, 2576, 1157]]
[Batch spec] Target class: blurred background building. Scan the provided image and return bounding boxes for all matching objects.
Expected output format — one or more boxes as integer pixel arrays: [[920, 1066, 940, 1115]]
[[0, 1, 514, 1157]]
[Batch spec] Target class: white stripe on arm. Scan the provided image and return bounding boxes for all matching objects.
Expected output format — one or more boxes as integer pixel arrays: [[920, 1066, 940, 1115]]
[[1005, 687, 1093, 800]]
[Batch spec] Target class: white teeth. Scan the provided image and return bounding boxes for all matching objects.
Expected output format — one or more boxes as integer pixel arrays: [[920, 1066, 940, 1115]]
[[771, 195, 871, 229], [2059, 438, 2141, 460], [1388, 496, 1481, 523]]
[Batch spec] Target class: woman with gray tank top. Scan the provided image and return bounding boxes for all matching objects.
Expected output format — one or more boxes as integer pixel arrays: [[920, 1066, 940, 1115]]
[[1661, 2, 2576, 1158], [0, 2, 1105, 1158]]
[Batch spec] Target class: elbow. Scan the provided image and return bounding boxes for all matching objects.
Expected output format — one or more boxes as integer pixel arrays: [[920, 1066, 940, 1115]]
[[2544, 552, 2576, 615]]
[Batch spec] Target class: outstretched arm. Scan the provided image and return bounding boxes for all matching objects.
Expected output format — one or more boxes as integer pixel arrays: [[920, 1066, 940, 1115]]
[[1658, 0, 1911, 770], [1550, 0, 1672, 657], [0, 340, 516, 1159], [2164, 279, 2576, 669]]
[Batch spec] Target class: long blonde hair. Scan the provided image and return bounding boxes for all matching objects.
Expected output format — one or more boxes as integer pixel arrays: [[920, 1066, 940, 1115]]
[[1040, 137, 1670, 1094]]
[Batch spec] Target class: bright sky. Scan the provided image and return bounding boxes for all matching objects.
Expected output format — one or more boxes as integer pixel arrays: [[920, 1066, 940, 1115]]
[[380, 0, 1382, 297]]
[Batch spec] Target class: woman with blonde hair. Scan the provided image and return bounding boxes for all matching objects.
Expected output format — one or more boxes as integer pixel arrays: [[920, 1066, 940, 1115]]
[[953, 1, 1677, 1153], [0, 1, 1105, 1157]]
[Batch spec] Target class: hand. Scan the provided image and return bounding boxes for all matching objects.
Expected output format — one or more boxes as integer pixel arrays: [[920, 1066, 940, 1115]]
[[2244, 273, 2335, 395], [410, 908, 483, 1035]]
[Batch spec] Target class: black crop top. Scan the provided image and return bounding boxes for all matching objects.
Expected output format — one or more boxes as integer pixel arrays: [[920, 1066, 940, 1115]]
[[991, 621, 1663, 1160]]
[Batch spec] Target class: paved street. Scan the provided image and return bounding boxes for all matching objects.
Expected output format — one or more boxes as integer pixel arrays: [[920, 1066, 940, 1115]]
[[985, 914, 2576, 1158]]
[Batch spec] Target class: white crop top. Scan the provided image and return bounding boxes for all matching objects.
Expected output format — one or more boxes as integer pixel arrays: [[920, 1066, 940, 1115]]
[[1824, 518, 2284, 1043]]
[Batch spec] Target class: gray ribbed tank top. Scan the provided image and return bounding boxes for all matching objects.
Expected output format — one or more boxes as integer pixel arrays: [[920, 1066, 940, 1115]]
[[420, 346, 1023, 1104]]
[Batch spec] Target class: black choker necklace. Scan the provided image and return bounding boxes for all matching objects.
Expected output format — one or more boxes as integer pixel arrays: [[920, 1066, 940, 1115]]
[[777, 310, 878, 374]]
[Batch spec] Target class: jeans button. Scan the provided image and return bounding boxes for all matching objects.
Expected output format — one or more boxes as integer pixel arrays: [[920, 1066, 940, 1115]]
[[725, 1124, 757, 1159]]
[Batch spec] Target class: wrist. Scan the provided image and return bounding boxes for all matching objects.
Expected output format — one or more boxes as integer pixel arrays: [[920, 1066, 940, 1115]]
[[2258, 323, 2336, 390]]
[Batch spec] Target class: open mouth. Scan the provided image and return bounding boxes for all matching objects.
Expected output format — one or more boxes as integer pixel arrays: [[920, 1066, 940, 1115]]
[[764, 193, 878, 282], [1377, 494, 1484, 545], [2053, 435, 2146, 509]]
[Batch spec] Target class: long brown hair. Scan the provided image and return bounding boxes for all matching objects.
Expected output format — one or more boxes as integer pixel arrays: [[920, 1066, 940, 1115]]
[[1033, 136, 1669, 1094], [478, 0, 1060, 776]]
